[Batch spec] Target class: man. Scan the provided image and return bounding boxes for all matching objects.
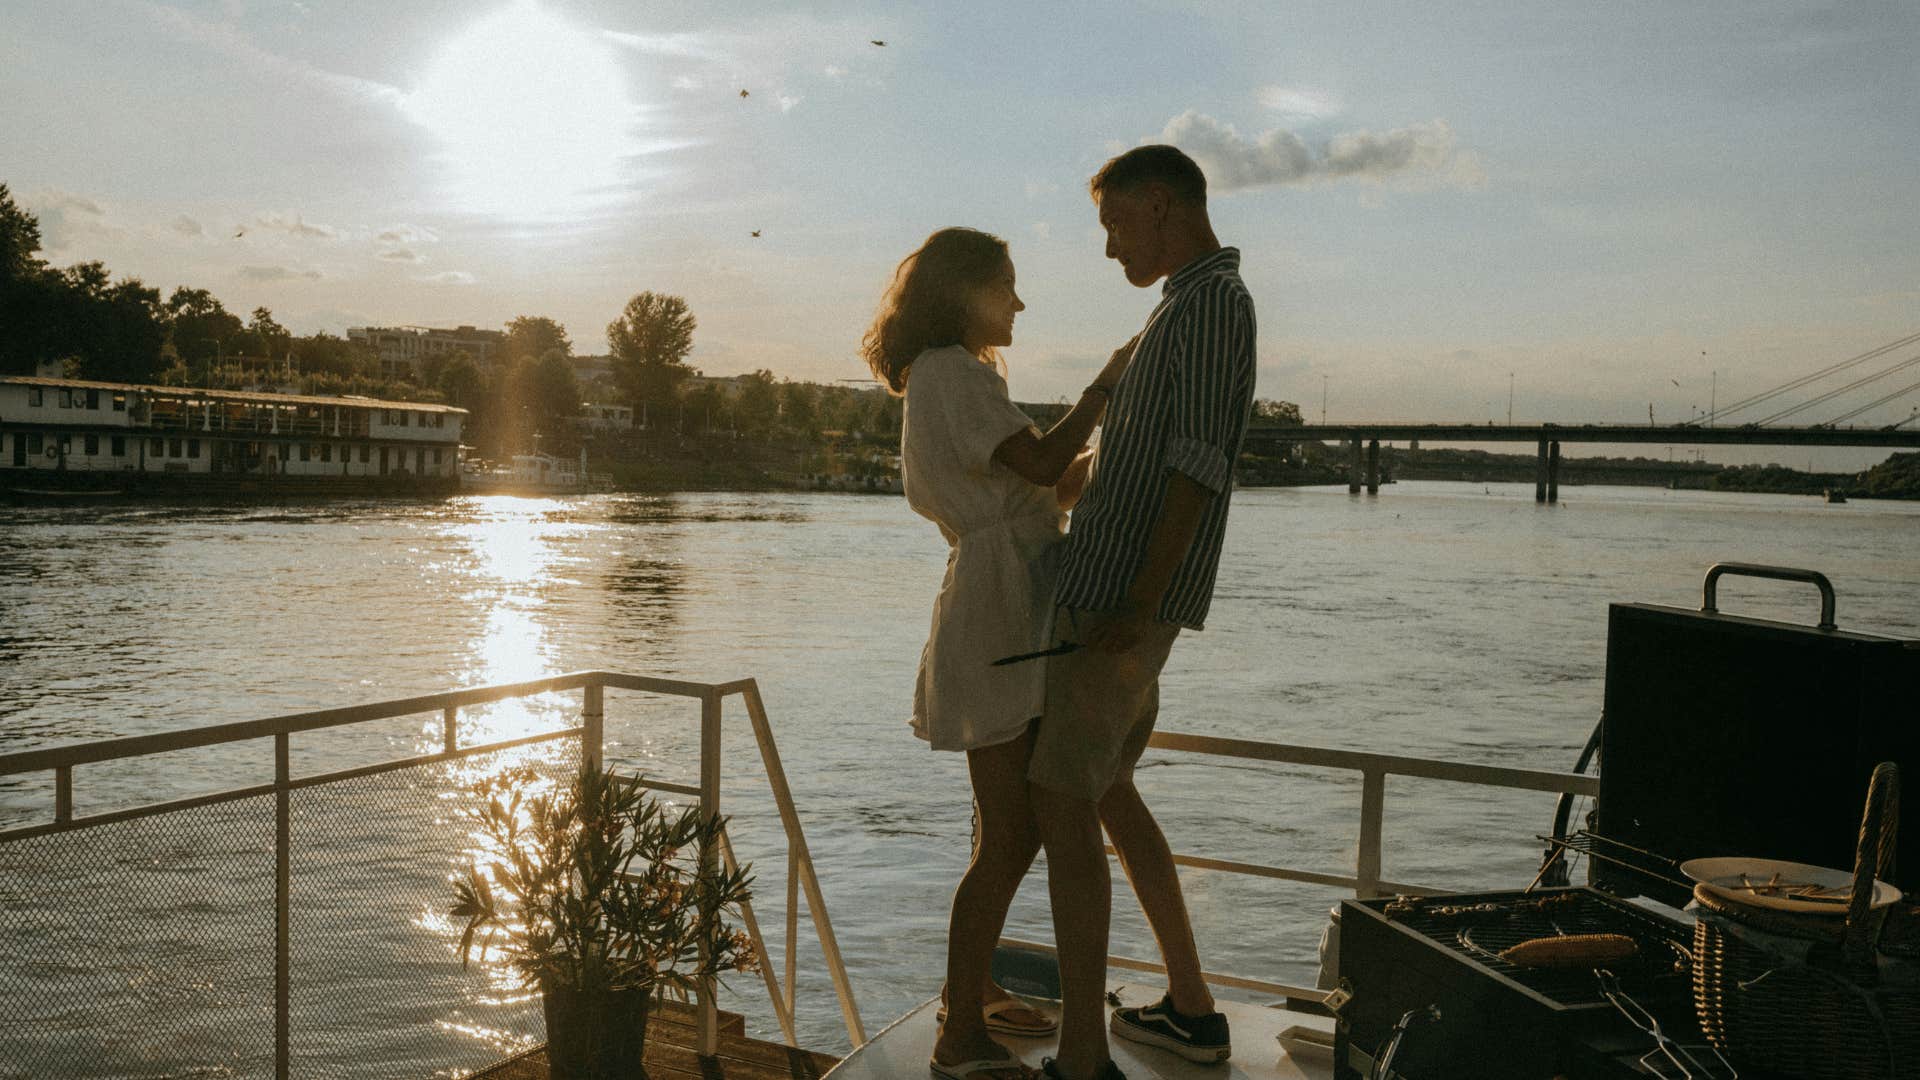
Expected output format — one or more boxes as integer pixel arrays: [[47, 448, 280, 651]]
[[1028, 144, 1257, 1080]]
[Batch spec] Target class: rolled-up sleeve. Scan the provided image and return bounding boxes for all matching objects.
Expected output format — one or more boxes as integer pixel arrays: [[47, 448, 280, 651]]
[[1165, 282, 1257, 493]]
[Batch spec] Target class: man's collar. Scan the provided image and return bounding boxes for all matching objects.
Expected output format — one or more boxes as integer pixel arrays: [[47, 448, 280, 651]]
[[1162, 247, 1239, 295]]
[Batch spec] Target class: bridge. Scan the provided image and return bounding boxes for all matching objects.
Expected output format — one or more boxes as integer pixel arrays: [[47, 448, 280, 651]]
[[1241, 330, 1920, 501], [1240, 421, 1920, 502]]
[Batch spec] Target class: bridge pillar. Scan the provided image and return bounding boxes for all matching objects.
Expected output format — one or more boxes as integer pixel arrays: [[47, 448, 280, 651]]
[[1348, 437, 1363, 494], [1547, 441, 1562, 504], [1535, 439, 1549, 502], [1366, 439, 1381, 494]]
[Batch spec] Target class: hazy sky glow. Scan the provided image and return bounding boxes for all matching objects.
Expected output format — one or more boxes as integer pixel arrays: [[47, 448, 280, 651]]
[[3, 0, 1917, 464]]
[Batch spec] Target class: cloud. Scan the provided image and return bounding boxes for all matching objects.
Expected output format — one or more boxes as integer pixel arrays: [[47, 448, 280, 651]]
[[671, 75, 701, 91], [24, 191, 122, 250], [419, 271, 476, 285], [254, 211, 340, 239], [602, 28, 721, 60], [170, 214, 205, 238], [1030, 222, 1052, 240], [238, 264, 322, 281], [1025, 179, 1059, 200], [376, 224, 438, 244], [1257, 86, 1342, 119], [824, 64, 846, 78], [134, 1, 403, 109], [776, 93, 802, 112], [377, 248, 423, 263], [1157, 111, 1482, 192]]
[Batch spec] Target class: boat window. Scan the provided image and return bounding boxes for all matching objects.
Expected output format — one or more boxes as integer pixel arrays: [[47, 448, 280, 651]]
[[169, 439, 183, 457], [59, 389, 73, 408], [150, 438, 163, 456], [112, 394, 126, 412], [321, 444, 333, 463], [28, 388, 42, 406], [188, 440, 200, 459], [27, 434, 43, 453], [359, 445, 370, 463], [299, 444, 312, 462], [111, 437, 126, 456], [86, 389, 100, 409], [84, 435, 99, 455]]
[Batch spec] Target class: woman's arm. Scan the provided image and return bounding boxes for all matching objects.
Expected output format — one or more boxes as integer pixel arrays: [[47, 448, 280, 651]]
[[991, 338, 1135, 487], [1054, 449, 1094, 510]]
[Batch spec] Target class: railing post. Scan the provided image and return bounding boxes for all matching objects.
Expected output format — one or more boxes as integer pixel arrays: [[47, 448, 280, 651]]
[[54, 766, 71, 825], [581, 683, 603, 772], [441, 705, 457, 756], [274, 732, 291, 1080], [1356, 768, 1386, 899], [697, 689, 722, 1056]]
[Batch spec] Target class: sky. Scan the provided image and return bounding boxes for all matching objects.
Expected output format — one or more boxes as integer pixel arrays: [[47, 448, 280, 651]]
[[3, 0, 1917, 466]]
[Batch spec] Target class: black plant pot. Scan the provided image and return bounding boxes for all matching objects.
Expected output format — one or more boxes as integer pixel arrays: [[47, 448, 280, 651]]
[[542, 982, 653, 1080]]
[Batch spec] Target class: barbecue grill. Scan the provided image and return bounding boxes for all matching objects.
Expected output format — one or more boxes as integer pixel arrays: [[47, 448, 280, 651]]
[[1333, 564, 1919, 1078]]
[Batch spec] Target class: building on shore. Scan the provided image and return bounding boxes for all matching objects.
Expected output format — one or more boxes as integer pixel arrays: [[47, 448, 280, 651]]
[[346, 324, 505, 380], [0, 375, 465, 493], [576, 402, 634, 432]]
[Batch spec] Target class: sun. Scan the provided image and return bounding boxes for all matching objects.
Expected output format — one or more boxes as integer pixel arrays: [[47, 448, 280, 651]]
[[405, 1, 637, 218]]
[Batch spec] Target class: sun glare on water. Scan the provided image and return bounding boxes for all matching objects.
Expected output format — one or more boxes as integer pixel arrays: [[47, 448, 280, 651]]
[[405, 1, 637, 218]]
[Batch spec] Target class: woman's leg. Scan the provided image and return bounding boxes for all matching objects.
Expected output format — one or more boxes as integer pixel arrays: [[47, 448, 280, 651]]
[[933, 724, 1042, 1066]]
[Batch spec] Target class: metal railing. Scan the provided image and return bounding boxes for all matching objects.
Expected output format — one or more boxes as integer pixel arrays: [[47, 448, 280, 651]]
[[1000, 728, 1601, 1004], [0, 670, 863, 1078]]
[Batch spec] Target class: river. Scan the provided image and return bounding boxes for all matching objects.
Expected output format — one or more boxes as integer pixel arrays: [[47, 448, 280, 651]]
[[1, 483, 1915, 1075]]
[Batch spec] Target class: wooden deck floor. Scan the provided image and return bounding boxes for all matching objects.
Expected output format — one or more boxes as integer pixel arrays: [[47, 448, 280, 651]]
[[472, 1002, 840, 1080]]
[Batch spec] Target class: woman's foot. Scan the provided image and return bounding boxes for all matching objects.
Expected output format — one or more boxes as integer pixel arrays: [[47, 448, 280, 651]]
[[939, 983, 1057, 1035], [931, 1030, 1030, 1079]]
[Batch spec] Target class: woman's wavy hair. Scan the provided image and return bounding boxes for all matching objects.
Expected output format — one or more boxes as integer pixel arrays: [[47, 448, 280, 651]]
[[859, 227, 1009, 395]]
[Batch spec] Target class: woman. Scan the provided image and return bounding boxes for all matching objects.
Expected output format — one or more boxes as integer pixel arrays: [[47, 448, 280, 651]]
[[860, 227, 1132, 1080]]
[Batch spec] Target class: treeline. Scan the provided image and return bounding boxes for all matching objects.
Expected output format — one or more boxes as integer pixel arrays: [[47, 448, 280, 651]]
[[0, 184, 909, 461]]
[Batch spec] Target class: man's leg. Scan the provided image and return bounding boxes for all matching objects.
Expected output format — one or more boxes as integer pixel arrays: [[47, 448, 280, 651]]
[[1031, 782, 1111, 1080], [1099, 776, 1214, 1016]]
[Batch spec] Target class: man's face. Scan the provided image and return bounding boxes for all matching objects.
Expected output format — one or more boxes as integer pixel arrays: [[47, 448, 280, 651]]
[[1096, 186, 1165, 288]]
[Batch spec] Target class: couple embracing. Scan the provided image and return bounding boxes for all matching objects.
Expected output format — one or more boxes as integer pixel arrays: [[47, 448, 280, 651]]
[[859, 145, 1258, 1080]]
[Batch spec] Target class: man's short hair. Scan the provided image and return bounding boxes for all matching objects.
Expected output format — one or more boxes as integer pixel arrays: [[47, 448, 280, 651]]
[[1089, 145, 1207, 206]]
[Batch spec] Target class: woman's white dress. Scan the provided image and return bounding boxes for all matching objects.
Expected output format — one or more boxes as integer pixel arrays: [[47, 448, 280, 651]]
[[902, 345, 1065, 751]]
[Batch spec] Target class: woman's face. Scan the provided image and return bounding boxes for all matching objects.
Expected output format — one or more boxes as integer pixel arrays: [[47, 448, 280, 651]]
[[965, 255, 1025, 353]]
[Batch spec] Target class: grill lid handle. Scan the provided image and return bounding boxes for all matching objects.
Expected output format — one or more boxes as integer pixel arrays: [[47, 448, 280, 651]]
[[1701, 562, 1837, 630]]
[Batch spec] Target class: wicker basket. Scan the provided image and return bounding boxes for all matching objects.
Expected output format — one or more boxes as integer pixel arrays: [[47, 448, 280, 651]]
[[1692, 761, 1918, 1080]]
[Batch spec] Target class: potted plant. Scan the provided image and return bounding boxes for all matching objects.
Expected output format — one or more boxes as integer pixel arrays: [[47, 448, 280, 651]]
[[450, 762, 757, 1080]]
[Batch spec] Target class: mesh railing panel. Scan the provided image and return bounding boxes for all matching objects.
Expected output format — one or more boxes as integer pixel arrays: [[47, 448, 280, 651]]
[[0, 737, 582, 1080], [0, 796, 279, 1080], [288, 742, 579, 1079]]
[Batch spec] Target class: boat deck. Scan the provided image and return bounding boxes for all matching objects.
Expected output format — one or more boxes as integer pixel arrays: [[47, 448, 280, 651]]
[[471, 1001, 841, 1080], [822, 982, 1336, 1080]]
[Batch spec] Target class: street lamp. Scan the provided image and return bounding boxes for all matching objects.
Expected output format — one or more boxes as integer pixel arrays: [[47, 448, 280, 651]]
[[1320, 374, 1328, 425], [1507, 372, 1514, 426]]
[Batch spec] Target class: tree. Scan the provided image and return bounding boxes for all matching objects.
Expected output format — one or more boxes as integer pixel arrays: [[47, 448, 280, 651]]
[[526, 350, 582, 433], [164, 286, 243, 369], [607, 292, 696, 415], [291, 332, 377, 378], [504, 315, 571, 364], [0, 184, 45, 281], [780, 380, 819, 436], [1252, 398, 1304, 425], [436, 353, 486, 410], [58, 263, 166, 383], [245, 307, 292, 364], [682, 379, 727, 433], [734, 369, 780, 435]]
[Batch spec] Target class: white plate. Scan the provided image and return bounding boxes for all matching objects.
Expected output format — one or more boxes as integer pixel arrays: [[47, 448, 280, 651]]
[[1680, 856, 1902, 915]]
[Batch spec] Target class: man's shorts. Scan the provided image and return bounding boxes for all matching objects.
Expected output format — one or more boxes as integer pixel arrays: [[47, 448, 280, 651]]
[[1028, 605, 1181, 801]]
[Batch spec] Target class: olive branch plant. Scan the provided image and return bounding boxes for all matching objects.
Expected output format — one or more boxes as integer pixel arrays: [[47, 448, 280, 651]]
[[450, 763, 758, 998]]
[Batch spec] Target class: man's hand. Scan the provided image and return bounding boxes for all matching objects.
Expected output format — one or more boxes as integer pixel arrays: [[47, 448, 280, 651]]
[[1087, 599, 1156, 654]]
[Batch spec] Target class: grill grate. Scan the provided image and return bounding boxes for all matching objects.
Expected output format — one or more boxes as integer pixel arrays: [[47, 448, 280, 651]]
[[1384, 890, 1692, 1006]]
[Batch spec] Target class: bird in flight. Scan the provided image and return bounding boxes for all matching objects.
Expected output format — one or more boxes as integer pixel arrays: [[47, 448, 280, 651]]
[[739, 88, 749, 98], [870, 39, 886, 46], [751, 230, 761, 238], [234, 227, 246, 238], [1670, 379, 1681, 387]]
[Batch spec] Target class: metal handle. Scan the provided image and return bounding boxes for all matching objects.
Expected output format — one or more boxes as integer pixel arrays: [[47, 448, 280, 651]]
[[1700, 562, 1836, 630]]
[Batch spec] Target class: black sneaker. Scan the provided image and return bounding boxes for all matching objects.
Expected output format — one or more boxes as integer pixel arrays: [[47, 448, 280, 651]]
[[1108, 994, 1231, 1063], [1039, 1057, 1126, 1080]]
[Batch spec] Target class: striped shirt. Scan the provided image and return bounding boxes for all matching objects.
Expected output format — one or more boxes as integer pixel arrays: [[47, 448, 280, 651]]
[[1054, 247, 1257, 630]]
